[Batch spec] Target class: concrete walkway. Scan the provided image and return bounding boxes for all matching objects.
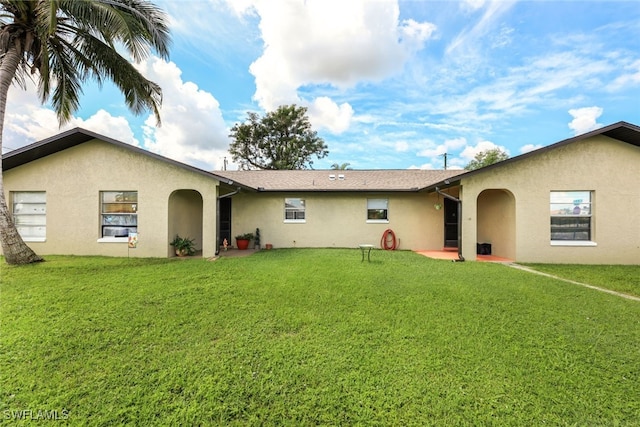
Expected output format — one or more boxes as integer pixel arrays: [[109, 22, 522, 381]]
[[208, 248, 258, 260], [507, 263, 640, 302], [415, 250, 512, 263]]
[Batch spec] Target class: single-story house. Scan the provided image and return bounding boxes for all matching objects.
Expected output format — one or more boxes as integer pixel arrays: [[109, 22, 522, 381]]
[[3, 121, 639, 264]]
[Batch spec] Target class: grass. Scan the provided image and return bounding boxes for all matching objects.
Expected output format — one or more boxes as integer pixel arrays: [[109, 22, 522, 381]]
[[1, 249, 639, 425], [523, 263, 640, 298]]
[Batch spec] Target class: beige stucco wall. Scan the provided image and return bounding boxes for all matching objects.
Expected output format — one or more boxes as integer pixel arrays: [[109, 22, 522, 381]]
[[168, 190, 204, 256], [228, 191, 445, 250], [476, 189, 516, 259], [460, 135, 640, 264], [3, 139, 219, 258]]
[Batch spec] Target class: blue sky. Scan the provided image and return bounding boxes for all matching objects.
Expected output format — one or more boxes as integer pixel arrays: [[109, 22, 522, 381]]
[[4, 0, 640, 171]]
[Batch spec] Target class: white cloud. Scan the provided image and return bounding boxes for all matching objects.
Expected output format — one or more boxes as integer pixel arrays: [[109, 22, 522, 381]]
[[447, 0, 516, 54], [408, 163, 434, 170], [459, 140, 508, 162], [160, 0, 261, 67], [395, 141, 409, 152], [607, 59, 640, 91], [222, 0, 255, 16], [400, 19, 437, 50], [417, 137, 467, 157], [491, 24, 514, 49], [136, 58, 231, 170], [568, 106, 603, 135], [462, 0, 486, 11], [417, 39, 626, 137], [1, 78, 61, 151], [2, 81, 139, 153], [414, 136, 489, 170], [237, 0, 435, 133], [444, 137, 468, 151], [307, 97, 354, 134], [75, 110, 139, 146], [520, 143, 543, 154]]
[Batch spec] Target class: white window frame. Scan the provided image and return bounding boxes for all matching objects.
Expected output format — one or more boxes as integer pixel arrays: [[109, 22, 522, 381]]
[[284, 198, 306, 223], [98, 191, 138, 242], [367, 198, 389, 223], [550, 191, 595, 246], [12, 191, 46, 242]]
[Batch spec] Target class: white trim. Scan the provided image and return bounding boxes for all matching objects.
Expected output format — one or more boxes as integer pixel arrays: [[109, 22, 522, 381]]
[[97, 237, 128, 243], [22, 237, 46, 242], [366, 219, 390, 224], [550, 240, 597, 247], [283, 219, 306, 224]]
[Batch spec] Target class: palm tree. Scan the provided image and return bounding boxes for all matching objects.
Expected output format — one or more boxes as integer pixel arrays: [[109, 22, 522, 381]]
[[331, 162, 352, 170], [0, 0, 170, 265]]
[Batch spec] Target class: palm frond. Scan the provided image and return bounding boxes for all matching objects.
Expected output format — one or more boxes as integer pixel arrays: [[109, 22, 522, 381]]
[[44, 37, 83, 123], [0, 0, 170, 124], [58, 0, 170, 61], [70, 29, 162, 123]]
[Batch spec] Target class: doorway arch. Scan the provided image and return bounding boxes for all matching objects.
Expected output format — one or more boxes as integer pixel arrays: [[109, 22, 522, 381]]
[[168, 190, 203, 257], [476, 189, 515, 260]]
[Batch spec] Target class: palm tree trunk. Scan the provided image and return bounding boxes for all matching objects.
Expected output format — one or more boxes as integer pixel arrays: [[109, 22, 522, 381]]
[[0, 45, 43, 265]]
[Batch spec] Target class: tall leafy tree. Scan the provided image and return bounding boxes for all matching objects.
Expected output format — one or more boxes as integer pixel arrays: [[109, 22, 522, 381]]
[[229, 104, 328, 170], [465, 148, 509, 171], [0, 0, 170, 265]]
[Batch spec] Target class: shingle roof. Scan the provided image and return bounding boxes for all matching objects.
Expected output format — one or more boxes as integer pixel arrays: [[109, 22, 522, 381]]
[[215, 169, 463, 192]]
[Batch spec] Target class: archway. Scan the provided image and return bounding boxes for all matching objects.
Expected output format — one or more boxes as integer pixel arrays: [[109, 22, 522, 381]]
[[168, 190, 203, 257], [476, 189, 515, 260]]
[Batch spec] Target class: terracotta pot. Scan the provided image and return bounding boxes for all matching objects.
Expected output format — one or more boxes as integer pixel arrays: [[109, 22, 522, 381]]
[[265, 243, 273, 250], [236, 239, 250, 250], [175, 248, 188, 257]]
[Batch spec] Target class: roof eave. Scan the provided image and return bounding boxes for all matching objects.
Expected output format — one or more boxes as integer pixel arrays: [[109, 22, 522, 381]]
[[256, 188, 424, 193]]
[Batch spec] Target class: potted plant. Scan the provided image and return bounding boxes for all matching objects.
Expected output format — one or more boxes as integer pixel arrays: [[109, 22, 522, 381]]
[[254, 228, 261, 250], [235, 232, 254, 250], [170, 235, 196, 256]]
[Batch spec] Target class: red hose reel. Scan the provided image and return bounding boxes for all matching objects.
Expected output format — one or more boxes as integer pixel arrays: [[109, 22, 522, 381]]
[[380, 229, 398, 250]]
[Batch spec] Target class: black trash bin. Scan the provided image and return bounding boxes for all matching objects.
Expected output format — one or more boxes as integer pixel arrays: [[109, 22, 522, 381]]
[[477, 243, 492, 255]]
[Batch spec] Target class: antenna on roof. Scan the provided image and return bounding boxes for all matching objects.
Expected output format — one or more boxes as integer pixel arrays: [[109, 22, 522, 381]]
[[441, 153, 448, 170]]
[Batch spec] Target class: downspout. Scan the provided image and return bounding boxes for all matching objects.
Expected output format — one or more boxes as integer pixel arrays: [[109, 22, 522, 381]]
[[218, 187, 242, 199], [215, 187, 241, 255], [435, 187, 465, 262]]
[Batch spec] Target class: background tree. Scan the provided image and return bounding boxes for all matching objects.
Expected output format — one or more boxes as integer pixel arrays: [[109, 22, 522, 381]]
[[331, 162, 352, 170], [465, 148, 509, 171], [229, 105, 328, 170], [0, 0, 170, 265]]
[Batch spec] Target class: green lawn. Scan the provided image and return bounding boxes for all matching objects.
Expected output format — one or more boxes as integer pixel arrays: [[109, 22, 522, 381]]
[[1, 250, 639, 426]]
